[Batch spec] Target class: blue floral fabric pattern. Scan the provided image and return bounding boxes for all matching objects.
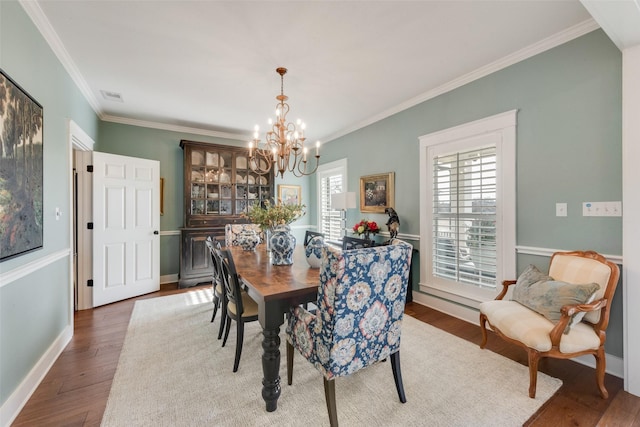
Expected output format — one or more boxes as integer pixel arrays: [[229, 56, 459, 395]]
[[287, 239, 413, 379]]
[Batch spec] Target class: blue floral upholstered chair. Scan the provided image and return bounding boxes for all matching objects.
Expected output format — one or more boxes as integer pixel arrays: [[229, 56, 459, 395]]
[[286, 239, 413, 426]]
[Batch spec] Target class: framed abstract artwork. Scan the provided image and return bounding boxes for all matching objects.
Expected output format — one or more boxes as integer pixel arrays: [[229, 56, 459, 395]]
[[0, 69, 44, 261], [359, 172, 395, 213]]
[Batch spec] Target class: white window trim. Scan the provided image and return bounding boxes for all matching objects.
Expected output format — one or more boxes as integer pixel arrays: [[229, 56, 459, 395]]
[[418, 110, 517, 309], [316, 158, 348, 240]]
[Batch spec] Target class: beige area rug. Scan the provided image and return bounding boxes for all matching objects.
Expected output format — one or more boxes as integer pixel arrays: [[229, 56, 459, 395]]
[[101, 289, 562, 427]]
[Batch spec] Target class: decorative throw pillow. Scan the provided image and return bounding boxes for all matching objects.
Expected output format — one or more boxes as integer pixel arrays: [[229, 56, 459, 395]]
[[512, 264, 600, 333], [512, 264, 553, 302]]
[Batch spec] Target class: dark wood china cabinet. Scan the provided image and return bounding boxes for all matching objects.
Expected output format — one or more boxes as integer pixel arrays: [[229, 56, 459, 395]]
[[179, 140, 274, 287]]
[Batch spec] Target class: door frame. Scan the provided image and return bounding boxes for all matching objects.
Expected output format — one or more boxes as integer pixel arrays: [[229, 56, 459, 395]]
[[68, 120, 94, 311]]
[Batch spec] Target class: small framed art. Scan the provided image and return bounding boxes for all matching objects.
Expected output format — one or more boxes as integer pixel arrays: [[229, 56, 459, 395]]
[[278, 184, 301, 206], [359, 172, 394, 213]]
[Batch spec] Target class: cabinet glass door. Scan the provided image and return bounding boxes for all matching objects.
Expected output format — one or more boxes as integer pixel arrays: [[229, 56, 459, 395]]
[[190, 148, 206, 215]]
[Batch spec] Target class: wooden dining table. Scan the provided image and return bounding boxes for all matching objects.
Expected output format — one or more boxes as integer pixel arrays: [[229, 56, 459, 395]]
[[229, 244, 320, 412]]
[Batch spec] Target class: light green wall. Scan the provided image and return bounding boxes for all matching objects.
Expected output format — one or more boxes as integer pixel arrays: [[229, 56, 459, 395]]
[[96, 122, 311, 275], [0, 1, 624, 411], [1, 1, 99, 406], [317, 29, 623, 356]]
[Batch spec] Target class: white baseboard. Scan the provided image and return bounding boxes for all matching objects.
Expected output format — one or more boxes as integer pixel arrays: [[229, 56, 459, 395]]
[[161, 274, 179, 285], [410, 291, 624, 379], [0, 325, 73, 427]]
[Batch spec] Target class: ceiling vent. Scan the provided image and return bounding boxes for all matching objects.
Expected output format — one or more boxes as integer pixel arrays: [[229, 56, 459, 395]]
[[100, 90, 124, 102]]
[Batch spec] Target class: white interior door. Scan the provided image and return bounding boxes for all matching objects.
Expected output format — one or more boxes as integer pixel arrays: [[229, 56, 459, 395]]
[[93, 152, 160, 307]]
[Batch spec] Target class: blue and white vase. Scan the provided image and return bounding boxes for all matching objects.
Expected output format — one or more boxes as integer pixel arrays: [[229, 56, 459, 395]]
[[270, 224, 296, 265], [305, 235, 325, 268], [238, 228, 260, 251]]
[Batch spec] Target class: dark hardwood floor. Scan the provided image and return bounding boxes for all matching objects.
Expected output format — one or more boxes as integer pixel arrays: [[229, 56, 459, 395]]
[[11, 285, 640, 426]]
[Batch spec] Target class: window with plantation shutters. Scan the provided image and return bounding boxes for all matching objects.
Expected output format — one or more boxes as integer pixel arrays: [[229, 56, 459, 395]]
[[433, 147, 497, 288], [419, 111, 516, 307], [316, 159, 347, 242]]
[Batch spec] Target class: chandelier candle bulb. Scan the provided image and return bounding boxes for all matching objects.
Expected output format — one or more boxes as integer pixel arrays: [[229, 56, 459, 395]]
[[316, 141, 320, 156], [303, 147, 307, 162]]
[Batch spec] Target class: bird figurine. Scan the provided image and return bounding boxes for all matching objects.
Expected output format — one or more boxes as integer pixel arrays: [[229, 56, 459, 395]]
[[385, 207, 400, 239]]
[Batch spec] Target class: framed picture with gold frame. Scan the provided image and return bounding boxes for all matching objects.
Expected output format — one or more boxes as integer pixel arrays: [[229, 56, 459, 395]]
[[360, 172, 394, 213], [278, 184, 301, 206]]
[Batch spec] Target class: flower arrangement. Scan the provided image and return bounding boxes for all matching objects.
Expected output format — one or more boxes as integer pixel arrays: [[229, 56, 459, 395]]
[[352, 219, 380, 238], [243, 200, 305, 230]]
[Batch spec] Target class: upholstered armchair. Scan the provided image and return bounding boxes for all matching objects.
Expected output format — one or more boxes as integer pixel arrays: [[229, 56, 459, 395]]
[[224, 223, 264, 247], [479, 250, 620, 399], [286, 239, 413, 426]]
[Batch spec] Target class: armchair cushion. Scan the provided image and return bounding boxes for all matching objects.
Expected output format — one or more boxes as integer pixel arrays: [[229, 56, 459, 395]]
[[512, 264, 600, 332], [479, 300, 601, 353]]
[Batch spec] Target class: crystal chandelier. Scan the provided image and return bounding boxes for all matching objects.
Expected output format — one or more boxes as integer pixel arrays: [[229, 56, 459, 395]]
[[248, 67, 320, 178]]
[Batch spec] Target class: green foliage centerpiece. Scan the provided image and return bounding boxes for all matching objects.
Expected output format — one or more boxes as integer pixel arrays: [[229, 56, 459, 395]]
[[244, 200, 305, 262], [243, 200, 305, 230]]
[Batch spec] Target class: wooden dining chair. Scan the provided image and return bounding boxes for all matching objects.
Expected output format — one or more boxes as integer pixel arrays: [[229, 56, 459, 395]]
[[219, 248, 259, 372], [286, 240, 413, 426], [342, 235, 375, 250], [205, 236, 226, 339]]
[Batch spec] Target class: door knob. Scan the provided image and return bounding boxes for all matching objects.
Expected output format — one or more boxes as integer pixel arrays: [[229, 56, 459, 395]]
[[154, 230, 159, 235]]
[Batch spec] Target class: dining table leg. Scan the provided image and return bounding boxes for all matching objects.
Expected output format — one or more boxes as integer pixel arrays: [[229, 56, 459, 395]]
[[261, 326, 281, 412]]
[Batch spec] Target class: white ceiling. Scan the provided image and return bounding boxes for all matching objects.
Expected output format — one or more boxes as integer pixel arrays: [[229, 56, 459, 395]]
[[28, 0, 597, 143]]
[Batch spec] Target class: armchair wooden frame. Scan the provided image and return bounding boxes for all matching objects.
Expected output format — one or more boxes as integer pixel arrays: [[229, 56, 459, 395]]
[[479, 250, 620, 399]]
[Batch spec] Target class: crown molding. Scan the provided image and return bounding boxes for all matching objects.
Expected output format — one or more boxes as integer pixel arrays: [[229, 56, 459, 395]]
[[21, 2, 599, 144], [19, 0, 102, 116], [100, 115, 248, 141], [323, 18, 600, 143]]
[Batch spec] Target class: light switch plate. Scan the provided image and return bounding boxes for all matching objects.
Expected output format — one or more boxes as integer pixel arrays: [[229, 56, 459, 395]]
[[582, 201, 622, 217], [556, 203, 567, 217]]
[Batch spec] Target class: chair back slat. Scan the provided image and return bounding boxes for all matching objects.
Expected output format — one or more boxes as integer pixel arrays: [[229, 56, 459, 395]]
[[205, 237, 223, 285], [219, 248, 245, 316], [341, 236, 375, 250]]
